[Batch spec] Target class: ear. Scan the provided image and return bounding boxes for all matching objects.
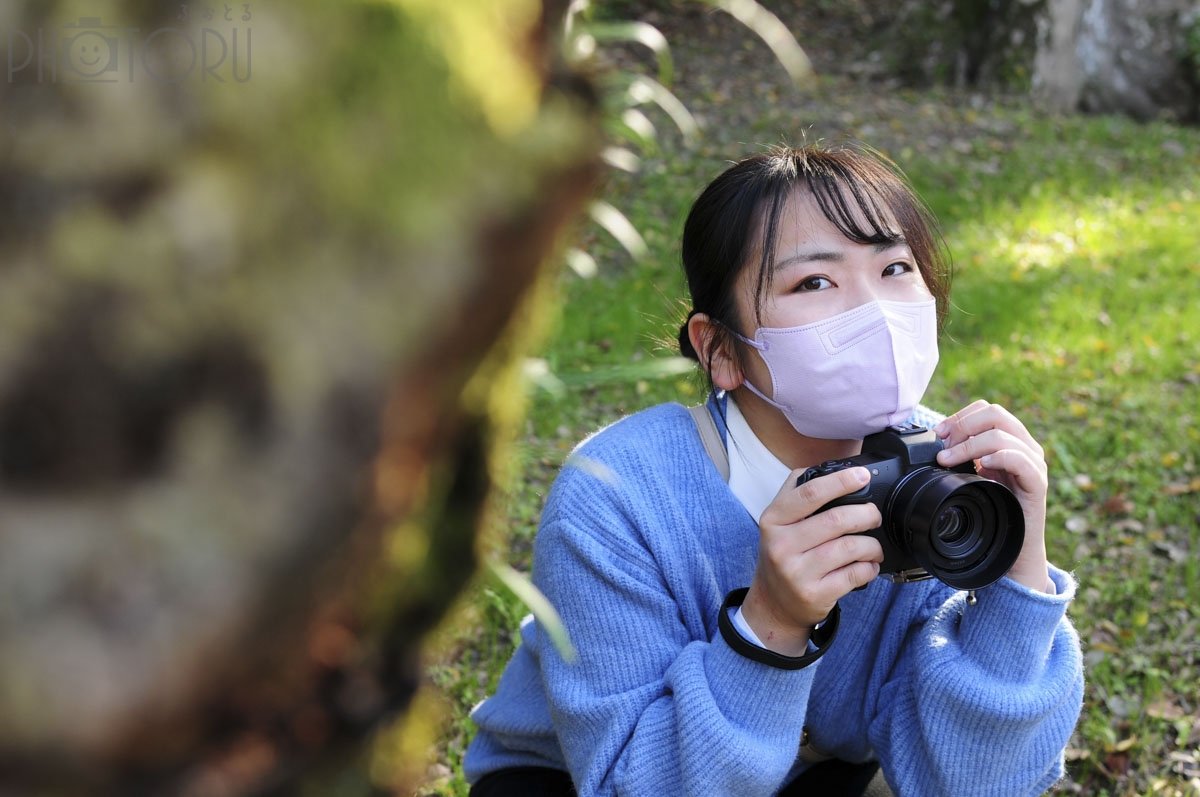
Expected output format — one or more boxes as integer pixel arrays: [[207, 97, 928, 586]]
[[687, 313, 743, 392]]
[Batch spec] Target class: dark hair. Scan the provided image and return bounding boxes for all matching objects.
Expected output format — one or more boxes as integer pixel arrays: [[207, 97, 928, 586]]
[[677, 144, 952, 376]]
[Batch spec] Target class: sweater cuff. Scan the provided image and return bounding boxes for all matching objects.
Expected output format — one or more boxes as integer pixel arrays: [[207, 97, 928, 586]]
[[718, 588, 838, 670], [956, 562, 1076, 681]]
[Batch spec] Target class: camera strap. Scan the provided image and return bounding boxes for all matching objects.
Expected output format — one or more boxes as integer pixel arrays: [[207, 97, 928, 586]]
[[687, 403, 730, 482]]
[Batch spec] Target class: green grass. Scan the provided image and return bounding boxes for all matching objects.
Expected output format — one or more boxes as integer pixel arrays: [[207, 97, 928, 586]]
[[420, 104, 1200, 796]]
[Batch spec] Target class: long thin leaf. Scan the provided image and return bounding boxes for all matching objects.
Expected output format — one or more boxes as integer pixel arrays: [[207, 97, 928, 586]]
[[585, 21, 674, 86], [567, 31, 597, 63], [564, 247, 599, 278], [556, 356, 695, 387], [491, 563, 577, 664], [708, 0, 812, 85], [601, 146, 642, 173], [589, 200, 648, 261], [563, 453, 619, 486], [562, 0, 591, 38], [522, 357, 567, 397], [607, 108, 658, 152], [625, 76, 700, 146]]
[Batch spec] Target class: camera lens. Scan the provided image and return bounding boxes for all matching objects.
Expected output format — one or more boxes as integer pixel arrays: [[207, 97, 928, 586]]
[[934, 506, 968, 545], [888, 468, 1024, 590]]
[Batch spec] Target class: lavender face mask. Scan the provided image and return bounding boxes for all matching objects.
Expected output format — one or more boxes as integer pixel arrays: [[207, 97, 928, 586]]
[[734, 298, 939, 440]]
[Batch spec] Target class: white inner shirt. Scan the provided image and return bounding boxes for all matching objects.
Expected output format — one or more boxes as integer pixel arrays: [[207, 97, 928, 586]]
[[725, 395, 793, 525]]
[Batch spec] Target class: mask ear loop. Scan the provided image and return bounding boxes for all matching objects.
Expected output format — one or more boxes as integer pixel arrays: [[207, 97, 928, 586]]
[[709, 316, 767, 353], [708, 318, 789, 413]]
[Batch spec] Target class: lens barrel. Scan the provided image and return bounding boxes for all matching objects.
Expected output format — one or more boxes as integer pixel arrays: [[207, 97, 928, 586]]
[[888, 469, 1025, 590]]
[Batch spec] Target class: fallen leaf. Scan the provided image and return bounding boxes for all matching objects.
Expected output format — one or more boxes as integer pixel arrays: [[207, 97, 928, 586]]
[[1064, 746, 1091, 761], [1101, 494, 1134, 515], [1110, 736, 1138, 752], [1103, 750, 1131, 776], [1147, 699, 1185, 720], [1164, 478, 1200, 496], [1153, 540, 1189, 563]]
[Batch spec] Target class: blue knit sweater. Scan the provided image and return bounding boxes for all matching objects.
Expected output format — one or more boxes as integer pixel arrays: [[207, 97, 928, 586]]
[[464, 402, 1084, 796]]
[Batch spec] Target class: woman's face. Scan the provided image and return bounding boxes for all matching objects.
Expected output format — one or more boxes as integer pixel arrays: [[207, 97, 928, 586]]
[[731, 187, 934, 388]]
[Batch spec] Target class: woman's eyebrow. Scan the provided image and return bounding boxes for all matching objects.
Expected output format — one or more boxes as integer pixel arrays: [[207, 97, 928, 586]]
[[874, 238, 908, 252], [773, 239, 908, 271], [773, 249, 843, 271]]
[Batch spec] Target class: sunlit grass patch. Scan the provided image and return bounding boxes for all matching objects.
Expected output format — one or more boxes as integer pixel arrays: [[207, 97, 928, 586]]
[[914, 114, 1200, 795]]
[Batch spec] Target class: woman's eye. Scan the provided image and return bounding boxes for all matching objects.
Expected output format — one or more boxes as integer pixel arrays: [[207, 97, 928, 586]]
[[882, 261, 914, 278], [795, 276, 834, 292]]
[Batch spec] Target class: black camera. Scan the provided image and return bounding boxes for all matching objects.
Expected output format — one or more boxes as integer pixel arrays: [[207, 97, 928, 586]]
[[796, 422, 1024, 590]]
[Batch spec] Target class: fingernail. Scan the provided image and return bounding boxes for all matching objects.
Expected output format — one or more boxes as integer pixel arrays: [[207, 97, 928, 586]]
[[936, 449, 951, 463], [854, 467, 871, 484], [934, 421, 948, 437]]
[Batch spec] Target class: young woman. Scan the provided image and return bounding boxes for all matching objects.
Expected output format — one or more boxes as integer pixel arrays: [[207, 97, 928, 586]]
[[463, 144, 1084, 796]]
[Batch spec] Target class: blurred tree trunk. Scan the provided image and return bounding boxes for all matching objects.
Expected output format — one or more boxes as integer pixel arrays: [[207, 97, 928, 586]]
[[1033, 0, 1200, 121], [0, 1, 599, 794]]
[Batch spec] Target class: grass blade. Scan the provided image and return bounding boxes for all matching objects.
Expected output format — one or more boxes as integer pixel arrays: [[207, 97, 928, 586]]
[[522, 357, 567, 397], [586, 21, 675, 86], [608, 108, 658, 152], [601, 146, 642, 173], [708, 0, 812, 85], [556, 356, 696, 387], [563, 0, 590, 38], [564, 247, 599, 278], [490, 562, 577, 664], [625, 76, 700, 146], [588, 200, 649, 261]]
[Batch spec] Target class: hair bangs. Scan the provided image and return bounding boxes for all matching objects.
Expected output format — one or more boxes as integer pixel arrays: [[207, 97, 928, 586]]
[[807, 160, 904, 247]]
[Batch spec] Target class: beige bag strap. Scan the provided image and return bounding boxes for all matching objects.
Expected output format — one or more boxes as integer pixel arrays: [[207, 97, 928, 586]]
[[687, 403, 729, 482]]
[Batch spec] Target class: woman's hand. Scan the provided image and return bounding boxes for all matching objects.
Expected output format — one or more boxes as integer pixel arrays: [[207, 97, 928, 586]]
[[741, 466, 885, 656], [934, 400, 1053, 593]]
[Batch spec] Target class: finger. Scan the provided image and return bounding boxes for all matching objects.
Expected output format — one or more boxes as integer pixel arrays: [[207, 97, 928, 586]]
[[830, 556, 888, 595], [804, 533, 885, 577], [979, 404, 1042, 456], [936, 400, 1002, 446], [936, 401, 1042, 457], [933, 399, 989, 440], [818, 559, 882, 599], [792, 559, 881, 616], [805, 501, 884, 541], [764, 466, 871, 526], [977, 448, 1047, 497], [940, 401, 1044, 460], [763, 502, 882, 564], [935, 428, 1033, 469]]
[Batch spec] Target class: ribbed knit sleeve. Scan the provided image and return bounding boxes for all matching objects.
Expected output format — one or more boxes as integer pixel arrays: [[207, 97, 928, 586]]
[[533, 511, 817, 795], [867, 564, 1084, 796]]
